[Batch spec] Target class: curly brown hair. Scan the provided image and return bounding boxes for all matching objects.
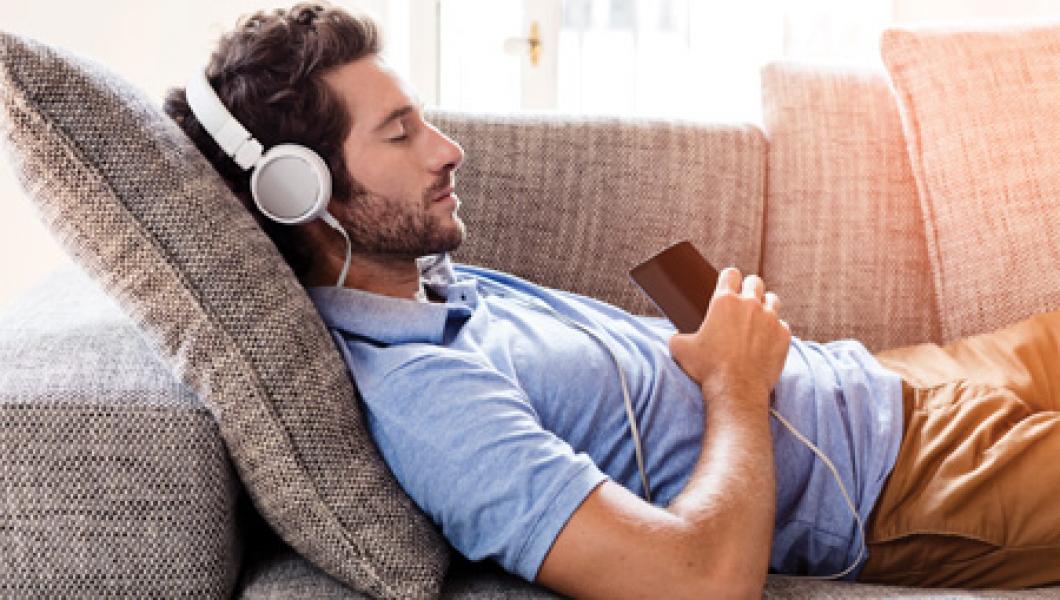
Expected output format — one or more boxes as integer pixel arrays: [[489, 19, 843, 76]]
[[163, 2, 380, 279]]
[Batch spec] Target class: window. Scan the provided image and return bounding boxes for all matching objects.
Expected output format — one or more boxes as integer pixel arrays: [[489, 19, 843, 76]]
[[433, 0, 893, 123]]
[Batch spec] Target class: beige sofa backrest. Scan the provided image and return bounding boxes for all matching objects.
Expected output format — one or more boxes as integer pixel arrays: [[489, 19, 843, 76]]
[[431, 74, 941, 353], [431, 111, 766, 318], [760, 62, 941, 352]]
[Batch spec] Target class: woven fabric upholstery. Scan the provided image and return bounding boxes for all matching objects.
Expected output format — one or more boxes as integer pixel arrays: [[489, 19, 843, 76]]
[[882, 25, 1060, 342], [0, 32, 447, 599], [428, 111, 766, 316], [0, 265, 239, 597], [760, 62, 940, 352], [762, 576, 1060, 599], [236, 543, 1059, 600], [237, 531, 561, 600]]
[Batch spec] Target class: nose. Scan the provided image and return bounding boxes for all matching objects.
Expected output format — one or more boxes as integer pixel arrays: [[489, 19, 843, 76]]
[[427, 124, 464, 174]]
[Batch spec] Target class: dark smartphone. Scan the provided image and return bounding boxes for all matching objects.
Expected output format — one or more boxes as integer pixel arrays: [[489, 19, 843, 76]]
[[629, 241, 720, 334]]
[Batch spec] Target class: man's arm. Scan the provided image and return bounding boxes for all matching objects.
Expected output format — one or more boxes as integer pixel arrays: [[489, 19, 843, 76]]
[[536, 268, 790, 599]]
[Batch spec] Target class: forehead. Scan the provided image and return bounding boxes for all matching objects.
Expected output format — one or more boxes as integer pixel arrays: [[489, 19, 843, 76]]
[[323, 55, 416, 132]]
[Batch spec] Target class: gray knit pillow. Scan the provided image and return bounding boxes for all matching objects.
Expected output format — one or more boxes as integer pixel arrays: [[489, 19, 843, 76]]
[[0, 32, 448, 599]]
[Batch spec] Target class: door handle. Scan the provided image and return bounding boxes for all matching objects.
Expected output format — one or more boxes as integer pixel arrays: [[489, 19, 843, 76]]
[[503, 20, 542, 67]]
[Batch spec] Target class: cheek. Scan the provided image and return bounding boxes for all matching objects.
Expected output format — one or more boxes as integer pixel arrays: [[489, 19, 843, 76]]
[[346, 150, 394, 195], [349, 151, 422, 201]]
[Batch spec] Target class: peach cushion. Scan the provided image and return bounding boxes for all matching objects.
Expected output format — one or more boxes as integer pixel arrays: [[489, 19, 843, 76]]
[[882, 25, 1060, 342], [760, 61, 940, 352]]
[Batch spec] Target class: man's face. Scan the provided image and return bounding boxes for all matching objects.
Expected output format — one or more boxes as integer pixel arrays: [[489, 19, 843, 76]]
[[323, 55, 466, 259]]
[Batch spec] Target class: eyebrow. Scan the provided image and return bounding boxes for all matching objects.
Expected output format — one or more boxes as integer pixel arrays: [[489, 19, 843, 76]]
[[372, 104, 417, 133]]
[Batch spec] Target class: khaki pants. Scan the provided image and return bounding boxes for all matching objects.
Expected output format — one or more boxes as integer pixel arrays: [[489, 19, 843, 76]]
[[857, 310, 1060, 588]]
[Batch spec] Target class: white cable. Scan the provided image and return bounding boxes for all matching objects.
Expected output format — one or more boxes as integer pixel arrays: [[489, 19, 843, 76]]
[[769, 407, 866, 580], [559, 312, 653, 504], [488, 289, 654, 503], [320, 212, 352, 288], [476, 283, 864, 578]]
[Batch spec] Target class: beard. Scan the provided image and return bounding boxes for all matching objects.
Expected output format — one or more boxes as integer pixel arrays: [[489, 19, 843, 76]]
[[336, 186, 466, 260]]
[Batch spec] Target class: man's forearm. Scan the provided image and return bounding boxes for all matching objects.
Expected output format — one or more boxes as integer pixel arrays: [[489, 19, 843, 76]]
[[664, 386, 776, 596]]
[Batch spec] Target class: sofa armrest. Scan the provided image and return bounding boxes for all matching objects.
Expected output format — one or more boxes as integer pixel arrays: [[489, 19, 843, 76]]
[[0, 264, 241, 598]]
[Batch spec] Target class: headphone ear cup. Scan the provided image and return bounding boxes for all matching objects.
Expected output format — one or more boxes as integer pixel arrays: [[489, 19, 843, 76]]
[[250, 144, 333, 225]]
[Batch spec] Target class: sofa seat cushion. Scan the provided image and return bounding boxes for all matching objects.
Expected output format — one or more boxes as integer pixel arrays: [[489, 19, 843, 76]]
[[236, 536, 1060, 599], [239, 545, 562, 600], [0, 265, 239, 597]]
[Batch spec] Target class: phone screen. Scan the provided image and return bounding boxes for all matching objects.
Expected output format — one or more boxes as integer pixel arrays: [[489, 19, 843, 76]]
[[629, 241, 720, 334]]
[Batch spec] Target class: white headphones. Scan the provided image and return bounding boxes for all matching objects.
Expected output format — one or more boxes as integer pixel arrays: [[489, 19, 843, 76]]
[[185, 68, 352, 287]]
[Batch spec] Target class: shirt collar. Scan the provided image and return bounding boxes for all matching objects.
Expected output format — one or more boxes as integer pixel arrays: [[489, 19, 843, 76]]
[[415, 252, 457, 288], [305, 253, 474, 345]]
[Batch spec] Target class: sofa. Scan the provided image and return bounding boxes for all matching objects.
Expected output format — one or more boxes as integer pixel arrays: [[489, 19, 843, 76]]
[[6, 23, 1060, 599]]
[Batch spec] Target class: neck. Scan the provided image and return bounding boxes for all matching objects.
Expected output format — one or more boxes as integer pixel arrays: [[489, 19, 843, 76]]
[[306, 251, 423, 299]]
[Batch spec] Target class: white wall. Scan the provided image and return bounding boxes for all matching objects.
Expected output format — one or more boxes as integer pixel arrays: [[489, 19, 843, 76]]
[[895, 0, 1060, 23], [0, 0, 418, 311]]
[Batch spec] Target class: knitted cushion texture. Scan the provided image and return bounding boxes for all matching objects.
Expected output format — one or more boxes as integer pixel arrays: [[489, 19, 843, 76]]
[[0, 265, 240, 597], [882, 24, 1060, 342], [760, 61, 940, 351], [0, 31, 447, 599], [430, 111, 766, 315]]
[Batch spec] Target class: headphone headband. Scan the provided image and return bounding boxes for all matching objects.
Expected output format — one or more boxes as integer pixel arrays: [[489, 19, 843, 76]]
[[185, 70, 263, 169]]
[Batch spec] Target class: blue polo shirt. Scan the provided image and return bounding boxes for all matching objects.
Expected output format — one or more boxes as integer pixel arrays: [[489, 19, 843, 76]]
[[306, 254, 903, 582]]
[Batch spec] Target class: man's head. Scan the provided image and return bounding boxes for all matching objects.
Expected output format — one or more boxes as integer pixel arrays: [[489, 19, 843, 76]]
[[164, 2, 465, 281], [320, 51, 465, 264]]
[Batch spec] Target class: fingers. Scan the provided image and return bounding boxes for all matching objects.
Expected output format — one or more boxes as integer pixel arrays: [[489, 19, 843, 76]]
[[763, 291, 780, 312], [716, 268, 769, 302], [714, 267, 743, 298], [765, 292, 790, 331], [741, 274, 765, 301], [717, 268, 786, 328]]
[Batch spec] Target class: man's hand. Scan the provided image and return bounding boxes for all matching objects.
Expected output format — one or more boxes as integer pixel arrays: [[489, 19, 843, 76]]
[[537, 267, 785, 599], [668, 267, 791, 405]]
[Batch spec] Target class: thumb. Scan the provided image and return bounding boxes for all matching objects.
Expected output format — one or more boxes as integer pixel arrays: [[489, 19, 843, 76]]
[[668, 332, 690, 359], [668, 333, 701, 382]]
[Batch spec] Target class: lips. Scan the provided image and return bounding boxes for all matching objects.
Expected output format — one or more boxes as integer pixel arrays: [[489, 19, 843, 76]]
[[432, 186, 454, 202]]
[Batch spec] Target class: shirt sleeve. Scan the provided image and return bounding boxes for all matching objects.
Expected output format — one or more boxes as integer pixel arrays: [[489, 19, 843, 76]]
[[360, 351, 609, 582]]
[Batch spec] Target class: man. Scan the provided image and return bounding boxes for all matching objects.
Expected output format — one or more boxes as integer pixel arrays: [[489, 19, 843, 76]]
[[165, 3, 1060, 597]]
